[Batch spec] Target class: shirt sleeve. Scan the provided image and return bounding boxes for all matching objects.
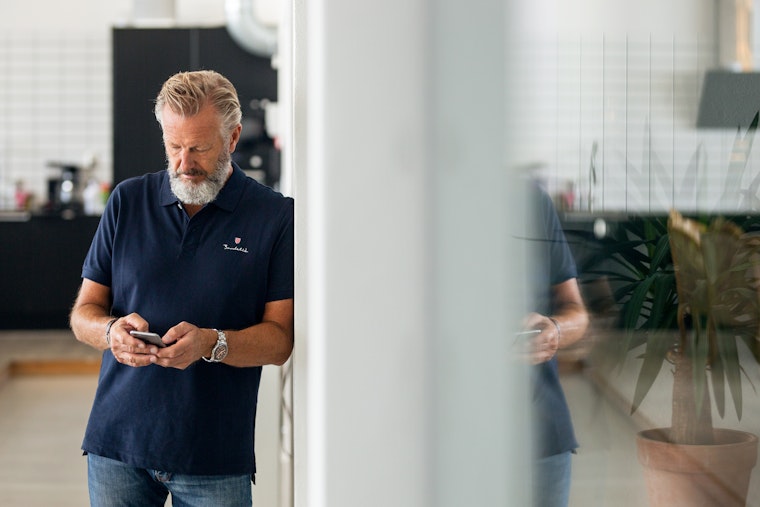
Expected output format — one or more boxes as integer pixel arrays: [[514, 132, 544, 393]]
[[538, 186, 577, 286], [81, 184, 121, 287]]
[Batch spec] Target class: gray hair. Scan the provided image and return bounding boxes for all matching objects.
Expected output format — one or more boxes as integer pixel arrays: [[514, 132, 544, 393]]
[[154, 70, 242, 139]]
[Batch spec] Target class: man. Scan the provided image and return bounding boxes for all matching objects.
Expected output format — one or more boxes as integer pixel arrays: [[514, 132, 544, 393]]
[[518, 182, 589, 507], [69, 70, 294, 506]]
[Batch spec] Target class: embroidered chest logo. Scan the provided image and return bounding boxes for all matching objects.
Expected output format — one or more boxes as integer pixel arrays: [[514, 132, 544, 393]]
[[223, 235, 249, 254]]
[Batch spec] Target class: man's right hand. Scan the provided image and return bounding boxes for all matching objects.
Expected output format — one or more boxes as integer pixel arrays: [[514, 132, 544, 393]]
[[107, 313, 162, 368]]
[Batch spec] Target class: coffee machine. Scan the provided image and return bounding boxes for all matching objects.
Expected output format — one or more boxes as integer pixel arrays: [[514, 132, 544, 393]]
[[45, 162, 83, 216]]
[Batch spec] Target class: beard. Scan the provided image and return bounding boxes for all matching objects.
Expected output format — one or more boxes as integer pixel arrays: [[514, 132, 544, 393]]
[[168, 151, 231, 206]]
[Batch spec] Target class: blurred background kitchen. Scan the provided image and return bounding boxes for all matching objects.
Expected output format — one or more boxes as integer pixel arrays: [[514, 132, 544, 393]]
[[4, 0, 760, 506]]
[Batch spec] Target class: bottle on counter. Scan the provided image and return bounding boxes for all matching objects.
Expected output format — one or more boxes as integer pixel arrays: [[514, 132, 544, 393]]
[[14, 180, 32, 210], [83, 179, 106, 215]]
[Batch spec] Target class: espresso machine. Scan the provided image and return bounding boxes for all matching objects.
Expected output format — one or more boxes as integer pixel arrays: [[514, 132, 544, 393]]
[[45, 161, 84, 216]]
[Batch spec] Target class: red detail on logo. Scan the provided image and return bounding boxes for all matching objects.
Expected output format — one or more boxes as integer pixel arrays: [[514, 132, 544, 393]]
[[235, 237, 241, 244]]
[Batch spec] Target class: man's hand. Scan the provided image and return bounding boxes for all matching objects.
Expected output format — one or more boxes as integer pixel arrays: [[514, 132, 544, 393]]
[[151, 322, 216, 370], [108, 313, 163, 368], [515, 312, 560, 365]]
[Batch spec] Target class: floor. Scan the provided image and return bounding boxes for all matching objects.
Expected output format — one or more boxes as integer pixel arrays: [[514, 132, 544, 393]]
[[564, 373, 649, 506], [0, 374, 95, 506], [0, 330, 100, 506], [0, 330, 746, 507]]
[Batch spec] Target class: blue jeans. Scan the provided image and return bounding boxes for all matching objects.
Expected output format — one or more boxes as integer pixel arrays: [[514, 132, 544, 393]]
[[533, 451, 572, 507], [87, 453, 252, 507]]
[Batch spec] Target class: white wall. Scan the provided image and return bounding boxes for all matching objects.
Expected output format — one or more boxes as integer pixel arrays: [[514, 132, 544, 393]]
[[554, 0, 714, 37], [512, 0, 760, 215], [0, 0, 226, 32]]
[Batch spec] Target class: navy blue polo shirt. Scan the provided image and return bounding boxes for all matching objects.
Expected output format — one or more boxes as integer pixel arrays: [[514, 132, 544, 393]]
[[80, 164, 294, 475], [530, 184, 578, 458]]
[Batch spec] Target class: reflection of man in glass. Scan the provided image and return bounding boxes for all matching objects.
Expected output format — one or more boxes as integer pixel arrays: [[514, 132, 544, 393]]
[[519, 182, 589, 507]]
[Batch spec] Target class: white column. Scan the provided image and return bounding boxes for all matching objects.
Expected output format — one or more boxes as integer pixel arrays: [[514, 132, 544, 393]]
[[292, 1, 526, 506]]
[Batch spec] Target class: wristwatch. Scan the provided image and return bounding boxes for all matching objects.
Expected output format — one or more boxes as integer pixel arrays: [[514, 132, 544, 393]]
[[203, 329, 228, 363]]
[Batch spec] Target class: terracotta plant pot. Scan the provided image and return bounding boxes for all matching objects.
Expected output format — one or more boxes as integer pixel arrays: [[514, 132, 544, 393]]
[[636, 428, 758, 507]]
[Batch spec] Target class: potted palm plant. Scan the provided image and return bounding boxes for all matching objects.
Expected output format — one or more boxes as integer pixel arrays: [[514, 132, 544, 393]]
[[634, 210, 760, 506], [581, 210, 760, 506]]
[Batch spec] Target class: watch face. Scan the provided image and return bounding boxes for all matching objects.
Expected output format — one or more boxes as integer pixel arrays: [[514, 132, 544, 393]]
[[213, 343, 228, 361]]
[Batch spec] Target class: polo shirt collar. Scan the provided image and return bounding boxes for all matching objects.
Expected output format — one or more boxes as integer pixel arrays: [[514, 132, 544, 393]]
[[159, 162, 246, 212]]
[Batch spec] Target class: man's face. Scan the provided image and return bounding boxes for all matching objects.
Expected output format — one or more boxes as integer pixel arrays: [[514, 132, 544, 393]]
[[162, 103, 241, 205]]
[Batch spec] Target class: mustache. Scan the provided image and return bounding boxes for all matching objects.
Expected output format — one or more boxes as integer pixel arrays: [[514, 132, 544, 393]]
[[171, 167, 225, 184], [175, 168, 206, 177]]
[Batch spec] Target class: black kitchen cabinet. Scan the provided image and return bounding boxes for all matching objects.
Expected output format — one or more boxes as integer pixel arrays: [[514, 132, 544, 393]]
[[0, 216, 100, 329], [113, 27, 278, 185]]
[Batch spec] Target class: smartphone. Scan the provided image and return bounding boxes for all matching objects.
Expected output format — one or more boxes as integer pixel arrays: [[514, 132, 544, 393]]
[[129, 330, 167, 348], [513, 328, 541, 345]]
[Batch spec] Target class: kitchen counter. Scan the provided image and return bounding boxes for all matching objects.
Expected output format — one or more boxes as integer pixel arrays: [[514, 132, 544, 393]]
[[0, 210, 32, 222]]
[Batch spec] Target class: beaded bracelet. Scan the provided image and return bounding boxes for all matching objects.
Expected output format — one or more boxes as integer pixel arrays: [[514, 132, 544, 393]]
[[105, 317, 118, 346]]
